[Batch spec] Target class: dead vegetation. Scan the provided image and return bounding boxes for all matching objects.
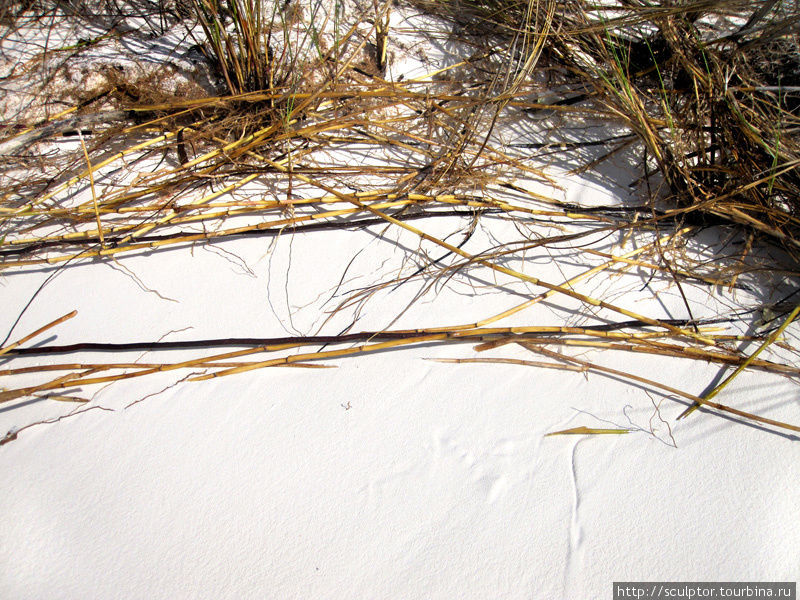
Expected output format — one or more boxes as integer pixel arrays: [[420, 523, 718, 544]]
[[1, 0, 800, 439]]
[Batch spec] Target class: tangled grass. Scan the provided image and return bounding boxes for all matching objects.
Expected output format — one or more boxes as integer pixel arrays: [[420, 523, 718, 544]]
[[1, 0, 800, 439]]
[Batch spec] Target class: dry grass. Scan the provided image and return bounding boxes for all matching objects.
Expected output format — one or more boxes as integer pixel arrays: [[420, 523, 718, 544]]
[[413, 0, 800, 257], [1, 0, 800, 439]]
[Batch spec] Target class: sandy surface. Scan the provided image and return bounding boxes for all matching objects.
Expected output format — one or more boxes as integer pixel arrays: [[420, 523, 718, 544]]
[[1, 3, 798, 598]]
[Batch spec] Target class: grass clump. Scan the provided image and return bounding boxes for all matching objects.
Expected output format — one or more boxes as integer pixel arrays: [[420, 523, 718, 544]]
[[416, 0, 800, 258], [191, 0, 274, 95]]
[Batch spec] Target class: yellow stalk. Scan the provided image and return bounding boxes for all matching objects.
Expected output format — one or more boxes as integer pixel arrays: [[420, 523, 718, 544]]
[[545, 427, 629, 436], [0, 311, 77, 358], [78, 132, 105, 249], [678, 303, 800, 419]]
